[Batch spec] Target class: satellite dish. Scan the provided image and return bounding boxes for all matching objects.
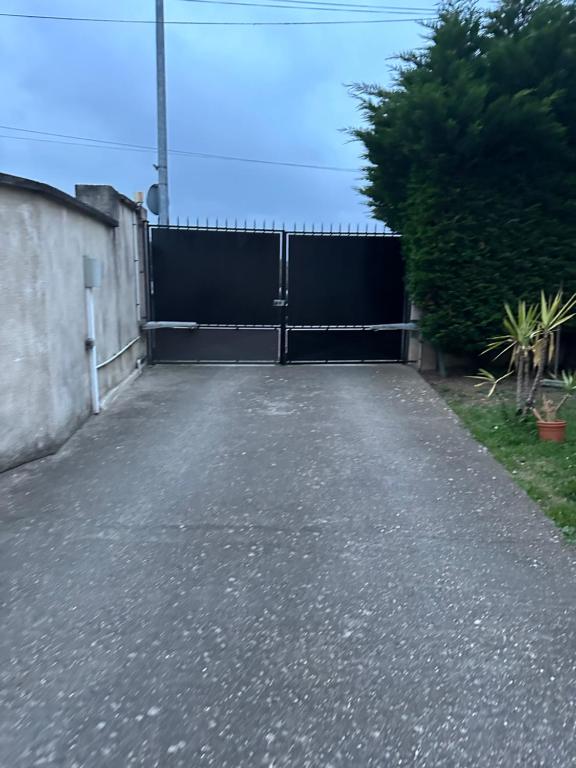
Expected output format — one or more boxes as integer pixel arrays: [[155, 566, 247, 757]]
[[146, 183, 160, 216]]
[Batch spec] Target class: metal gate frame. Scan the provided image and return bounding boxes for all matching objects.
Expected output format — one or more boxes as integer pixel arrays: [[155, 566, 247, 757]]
[[283, 231, 406, 364], [145, 223, 410, 364], [147, 225, 284, 363]]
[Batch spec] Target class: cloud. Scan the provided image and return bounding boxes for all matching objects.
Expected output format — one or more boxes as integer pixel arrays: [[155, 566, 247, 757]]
[[0, 0, 435, 224]]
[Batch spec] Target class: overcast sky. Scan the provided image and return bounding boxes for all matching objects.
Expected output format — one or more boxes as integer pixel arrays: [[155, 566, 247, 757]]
[[2, 0, 453, 225]]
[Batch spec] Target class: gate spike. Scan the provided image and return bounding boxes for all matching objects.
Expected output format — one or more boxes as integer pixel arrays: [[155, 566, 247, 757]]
[[244, 219, 247, 230], [348, 223, 351, 234], [356, 223, 360, 234], [365, 223, 368, 234], [196, 217, 199, 227], [320, 222, 324, 233], [177, 216, 180, 227], [206, 217, 209, 228], [272, 220, 275, 231], [263, 219, 266, 230], [253, 219, 256, 230], [216, 217, 219, 229], [312, 223, 315, 233], [330, 223, 333, 234], [339, 223, 342, 234]]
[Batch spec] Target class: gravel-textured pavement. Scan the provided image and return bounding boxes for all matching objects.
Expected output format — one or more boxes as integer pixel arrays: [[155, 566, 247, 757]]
[[1, 364, 575, 767]]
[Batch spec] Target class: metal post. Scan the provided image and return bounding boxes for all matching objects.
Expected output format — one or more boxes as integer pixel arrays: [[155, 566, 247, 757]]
[[156, 0, 170, 225]]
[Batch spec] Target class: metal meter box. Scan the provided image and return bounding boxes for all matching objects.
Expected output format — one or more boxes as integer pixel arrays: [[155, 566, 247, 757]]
[[83, 256, 102, 289]]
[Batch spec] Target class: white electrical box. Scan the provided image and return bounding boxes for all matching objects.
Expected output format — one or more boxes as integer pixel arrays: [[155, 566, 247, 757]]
[[83, 256, 102, 289]]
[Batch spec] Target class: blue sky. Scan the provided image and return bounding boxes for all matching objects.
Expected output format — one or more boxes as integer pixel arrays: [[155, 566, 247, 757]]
[[1, 0, 457, 225]]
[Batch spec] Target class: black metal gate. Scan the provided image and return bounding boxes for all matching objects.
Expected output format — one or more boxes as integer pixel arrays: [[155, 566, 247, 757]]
[[147, 225, 405, 364], [285, 232, 404, 363]]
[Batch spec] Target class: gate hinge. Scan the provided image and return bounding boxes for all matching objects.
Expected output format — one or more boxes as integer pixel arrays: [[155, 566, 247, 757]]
[[273, 299, 287, 307]]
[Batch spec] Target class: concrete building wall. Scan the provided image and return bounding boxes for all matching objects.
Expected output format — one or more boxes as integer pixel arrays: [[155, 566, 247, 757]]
[[75, 185, 147, 400], [1, 175, 147, 473]]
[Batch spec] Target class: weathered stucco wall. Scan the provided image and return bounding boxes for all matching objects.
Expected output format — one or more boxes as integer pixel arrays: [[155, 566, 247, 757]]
[[75, 185, 147, 399], [0, 175, 147, 472]]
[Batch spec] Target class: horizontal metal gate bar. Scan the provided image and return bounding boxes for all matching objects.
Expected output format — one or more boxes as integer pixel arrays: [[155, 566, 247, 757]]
[[145, 323, 416, 332], [144, 322, 279, 331], [287, 323, 417, 332]]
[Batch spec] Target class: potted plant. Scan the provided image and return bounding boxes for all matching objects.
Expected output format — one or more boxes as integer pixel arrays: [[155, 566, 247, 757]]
[[532, 372, 576, 442], [473, 291, 576, 441]]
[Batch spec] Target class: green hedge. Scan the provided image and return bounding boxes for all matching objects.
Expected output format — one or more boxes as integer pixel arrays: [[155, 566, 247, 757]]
[[353, 0, 576, 354]]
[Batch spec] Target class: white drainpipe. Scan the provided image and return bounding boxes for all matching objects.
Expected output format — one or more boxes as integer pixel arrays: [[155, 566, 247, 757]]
[[84, 256, 102, 415]]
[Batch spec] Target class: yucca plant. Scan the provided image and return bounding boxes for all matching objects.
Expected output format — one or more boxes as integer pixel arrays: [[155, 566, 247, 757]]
[[527, 292, 576, 408], [473, 291, 576, 415], [483, 299, 539, 411]]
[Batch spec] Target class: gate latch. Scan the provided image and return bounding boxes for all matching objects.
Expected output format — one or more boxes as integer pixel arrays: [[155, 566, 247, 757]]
[[273, 299, 287, 307]]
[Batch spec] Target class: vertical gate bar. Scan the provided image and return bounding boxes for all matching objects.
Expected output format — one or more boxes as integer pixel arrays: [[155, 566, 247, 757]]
[[140, 220, 151, 327], [147, 224, 157, 362], [284, 232, 291, 363], [279, 231, 287, 365]]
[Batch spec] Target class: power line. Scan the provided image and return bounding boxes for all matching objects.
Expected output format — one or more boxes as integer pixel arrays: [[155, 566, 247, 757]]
[[0, 125, 147, 150], [0, 128, 361, 172], [185, 0, 433, 8], [177, 0, 431, 14], [0, 11, 431, 25]]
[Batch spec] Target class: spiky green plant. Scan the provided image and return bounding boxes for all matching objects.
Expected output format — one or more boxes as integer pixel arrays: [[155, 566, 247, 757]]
[[473, 291, 576, 415], [527, 292, 576, 407], [533, 371, 576, 422], [484, 299, 539, 410]]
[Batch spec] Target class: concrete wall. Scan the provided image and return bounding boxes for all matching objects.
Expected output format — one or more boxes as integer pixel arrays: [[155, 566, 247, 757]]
[[0, 174, 147, 473]]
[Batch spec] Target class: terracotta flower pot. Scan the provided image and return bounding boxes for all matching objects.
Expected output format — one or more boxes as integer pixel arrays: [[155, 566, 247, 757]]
[[537, 420, 567, 443]]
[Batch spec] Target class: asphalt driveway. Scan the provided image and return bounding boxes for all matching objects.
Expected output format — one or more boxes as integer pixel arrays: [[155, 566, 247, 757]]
[[1, 365, 575, 767]]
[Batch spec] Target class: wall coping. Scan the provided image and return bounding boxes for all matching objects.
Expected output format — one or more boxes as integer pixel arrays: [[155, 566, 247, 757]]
[[0, 173, 119, 227], [75, 184, 146, 221]]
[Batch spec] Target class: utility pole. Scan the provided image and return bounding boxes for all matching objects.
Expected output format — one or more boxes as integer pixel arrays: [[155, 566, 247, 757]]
[[156, 0, 170, 225]]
